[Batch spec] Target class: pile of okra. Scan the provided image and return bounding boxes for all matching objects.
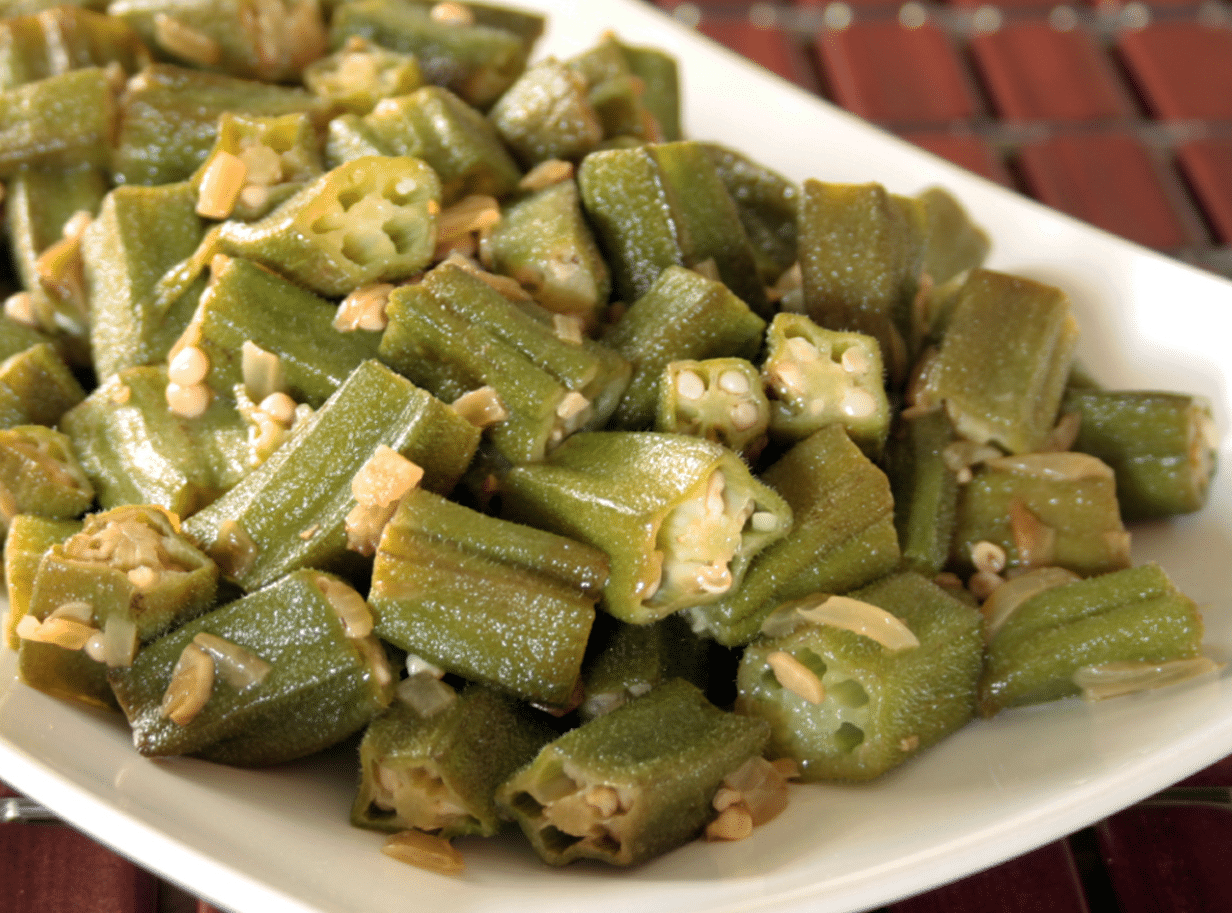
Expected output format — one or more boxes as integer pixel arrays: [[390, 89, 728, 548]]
[[0, 0, 1220, 872]]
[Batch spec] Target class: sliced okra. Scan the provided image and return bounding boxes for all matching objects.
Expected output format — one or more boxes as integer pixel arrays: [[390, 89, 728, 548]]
[[108, 569, 395, 765], [495, 679, 769, 866], [0, 67, 116, 177], [1063, 388, 1219, 521], [736, 572, 982, 781], [915, 187, 990, 287], [488, 57, 602, 167], [0, 426, 94, 535], [565, 37, 660, 144], [654, 358, 770, 460], [762, 313, 890, 456], [183, 360, 481, 592], [980, 563, 1205, 715], [323, 112, 385, 167], [702, 143, 798, 286], [370, 488, 606, 706], [0, 314, 52, 362], [4, 514, 81, 649], [303, 37, 422, 114], [615, 39, 681, 143], [218, 155, 440, 297], [603, 265, 766, 430], [884, 408, 960, 577], [0, 342, 86, 429], [500, 431, 792, 624], [0, 5, 149, 90], [686, 425, 901, 647], [352, 685, 555, 837]]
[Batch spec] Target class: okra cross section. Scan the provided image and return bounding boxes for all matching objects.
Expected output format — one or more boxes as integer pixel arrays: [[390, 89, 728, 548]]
[[654, 357, 770, 460], [496, 678, 769, 866]]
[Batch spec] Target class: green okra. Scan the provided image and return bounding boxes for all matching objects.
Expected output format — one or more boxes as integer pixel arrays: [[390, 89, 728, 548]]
[[0, 0, 108, 14], [952, 452, 1131, 577], [83, 182, 209, 380], [566, 37, 660, 144], [500, 431, 792, 625], [488, 58, 602, 167], [303, 37, 422, 115], [0, 5, 149, 90], [603, 265, 766, 430], [379, 260, 630, 464], [922, 268, 1078, 454], [322, 111, 384, 166], [762, 313, 890, 456], [0, 314, 52, 361], [979, 563, 1204, 716], [217, 155, 440, 297], [0, 425, 94, 534], [0, 67, 116, 177], [654, 357, 770, 460], [915, 187, 990, 288], [884, 408, 960, 577], [108, 569, 395, 765], [329, 0, 531, 109], [183, 360, 480, 591], [61, 366, 253, 518], [370, 489, 606, 707], [578, 143, 768, 314], [1063, 389, 1219, 521], [352, 685, 555, 837], [496, 678, 769, 866], [580, 613, 710, 720], [479, 178, 611, 330], [425, 0, 544, 44], [736, 572, 983, 781], [686, 425, 901, 646], [0, 342, 86, 429], [4, 514, 81, 649], [113, 63, 326, 186], [615, 39, 680, 143], [703, 143, 797, 286]]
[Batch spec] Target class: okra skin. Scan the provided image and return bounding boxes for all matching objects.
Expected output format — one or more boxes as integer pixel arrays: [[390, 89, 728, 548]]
[[1063, 389, 1218, 520], [0, 425, 94, 534], [109, 570, 394, 764], [884, 409, 959, 577], [565, 37, 659, 145], [488, 57, 602, 167], [496, 679, 769, 866], [500, 431, 792, 625], [4, 514, 81, 649], [654, 357, 770, 460], [916, 187, 990, 287], [217, 155, 441, 297], [353, 686, 555, 837], [737, 572, 982, 781], [370, 489, 605, 707], [603, 265, 766, 430], [0, 67, 115, 176], [615, 40, 680, 143], [184, 360, 480, 591], [686, 425, 901, 646], [703, 143, 798, 286], [0, 6, 149, 90], [979, 563, 1204, 716], [0, 342, 86, 429], [0, 315, 51, 362], [303, 40, 422, 115], [923, 269, 1079, 454]]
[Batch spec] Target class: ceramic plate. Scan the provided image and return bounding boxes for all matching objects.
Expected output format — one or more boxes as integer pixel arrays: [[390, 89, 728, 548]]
[[3, 2, 1232, 911]]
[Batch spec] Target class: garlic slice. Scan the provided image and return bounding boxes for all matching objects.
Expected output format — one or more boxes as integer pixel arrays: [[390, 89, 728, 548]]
[[1073, 657, 1221, 701], [795, 595, 920, 651]]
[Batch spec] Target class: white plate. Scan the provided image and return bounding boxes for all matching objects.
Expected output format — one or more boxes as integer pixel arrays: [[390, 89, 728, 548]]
[[4, 2, 1232, 910]]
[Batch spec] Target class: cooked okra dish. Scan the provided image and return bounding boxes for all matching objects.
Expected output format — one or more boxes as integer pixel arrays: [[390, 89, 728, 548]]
[[0, 0, 1224, 875]]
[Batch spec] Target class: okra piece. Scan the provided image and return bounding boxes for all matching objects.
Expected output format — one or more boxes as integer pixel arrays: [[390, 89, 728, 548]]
[[686, 426, 901, 646], [370, 489, 606, 706], [603, 266, 766, 430], [110, 0, 326, 82], [762, 313, 890, 456], [61, 366, 253, 518], [217, 156, 440, 297], [496, 678, 769, 866], [654, 358, 770, 460], [565, 37, 659, 144], [0, 426, 94, 535], [303, 36, 422, 114], [736, 572, 983, 781], [113, 64, 325, 186], [1063, 389, 1219, 520], [798, 180, 924, 382], [184, 360, 480, 591], [379, 260, 630, 463], [4, 514, 81, 649], [353, 87, 522, 203], [108, 569, 395, 765], [479, 178, 610, 329], [921, 269, 1079, 454], [0, 67, 116, 176], [0, 342, 86, 429], [0, 314, 52, 361], [352, 685, 555, 837], [329, 0, 532, 109], [500, 432, 792, 624], [952, 452, 1131, 577], [172, 256, 380, 409], [615, 39, 680, 143], [580, 613, 710, 720], [0, 5, 149, 90], [703, 143, 798, 286], [578, 143, 768, 313], [83, 182, 209, 380], [488, 57, 602, 167], [884, 409, 960, 577], [979, 563, 1205, 716], [915, 187, 990, 287]]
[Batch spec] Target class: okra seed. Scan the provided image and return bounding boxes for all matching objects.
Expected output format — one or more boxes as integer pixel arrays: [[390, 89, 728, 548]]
[[968, 570, 1004, 601], [704, 804, 753, 841], [168, 346, 210, 387], [381, 830, 465, 876], [84, 632, 106, 663], [127, 566, 159, 589], [770, 361, 806, 395], [696, 562, 733, 594], [3, 292, 37, 327], [840, 389, 877, 420], [731, 401, 761, 431], [585, 786, 621, 818], [718, 369, 751, 395], [238, 143, 282, 187], [767, 651, 826, 703], [165, 382, 211, 419], [429, 1, 475, 25], [750, 511, 779, 533], [970, 540, 1007, 575], [841, 347, 870, 374], [784, 336, 821, 363], [259, 392, 298, 426], [48, 601, 93, 623], [675, 370, 706, 401]]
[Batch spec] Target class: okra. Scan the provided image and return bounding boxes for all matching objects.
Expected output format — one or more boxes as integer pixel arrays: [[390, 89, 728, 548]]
[[884, 408, 960, 577], [654, 357, 770, 460], [500, 431, 792, 624], [352, 685, 555, 837], [488, 57, 602, 167], [496, 678, 769, 866], [565, 37, 659, 144], [108, 569, 395, 765], [0, 425, 94, 535], [4, 514, 81, 649], [915, 187, 990, 287], [979, 563, 1204, 715], [0, 5, 148, 90], [0, 342, 86, 429], [0, 67, 116, 177], [703, 143, 798, 286], [580, 613, 710, 720], [615, 39, 680, 143], [736, 572, 983, 781], [303, 37, 422, 114]]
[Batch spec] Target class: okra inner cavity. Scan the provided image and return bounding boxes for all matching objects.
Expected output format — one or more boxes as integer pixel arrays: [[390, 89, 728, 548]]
[[512, 758, 634, 853], [371, 761, 472, 833]]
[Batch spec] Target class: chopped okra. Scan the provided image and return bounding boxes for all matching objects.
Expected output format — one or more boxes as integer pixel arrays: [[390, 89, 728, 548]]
[[655, 357, 770, 460]]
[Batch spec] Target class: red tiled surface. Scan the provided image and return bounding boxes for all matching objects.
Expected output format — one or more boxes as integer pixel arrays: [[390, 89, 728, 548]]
[[969, 23, 1130, 122], [898, 130, 1013, 185], [1118, 23, 1232, 121], [698, 20, 818, 88], [1177, 138, 1232, 243]]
